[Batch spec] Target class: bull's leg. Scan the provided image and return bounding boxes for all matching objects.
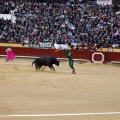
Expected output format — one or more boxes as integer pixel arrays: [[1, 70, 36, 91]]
[[35, 66, 38, 71], [48, 66, 53, 71], [38, 65, 42, 69], [35, 63, 39, 71], [51, 65, 55, 71]]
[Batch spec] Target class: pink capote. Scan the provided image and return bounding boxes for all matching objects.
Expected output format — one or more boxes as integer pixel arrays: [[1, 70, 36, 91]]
[[6, 50, 15, 60]]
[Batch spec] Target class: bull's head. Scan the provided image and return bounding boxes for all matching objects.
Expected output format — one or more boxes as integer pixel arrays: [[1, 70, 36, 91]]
[[55, 60, 60, 66]]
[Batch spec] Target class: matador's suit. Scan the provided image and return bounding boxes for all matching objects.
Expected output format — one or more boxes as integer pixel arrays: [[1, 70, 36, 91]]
[[64, 49, 76, 74]]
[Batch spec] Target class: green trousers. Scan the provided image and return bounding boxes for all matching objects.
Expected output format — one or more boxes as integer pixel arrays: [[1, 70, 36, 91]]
[[69, 59, 74, 69]]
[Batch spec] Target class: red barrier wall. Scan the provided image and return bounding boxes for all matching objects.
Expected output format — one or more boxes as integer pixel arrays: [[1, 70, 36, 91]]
[[0, 46, 120, 62]]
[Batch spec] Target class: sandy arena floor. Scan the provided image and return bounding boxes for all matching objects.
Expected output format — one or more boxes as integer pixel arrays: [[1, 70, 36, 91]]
[[0, 57, 120, 120]]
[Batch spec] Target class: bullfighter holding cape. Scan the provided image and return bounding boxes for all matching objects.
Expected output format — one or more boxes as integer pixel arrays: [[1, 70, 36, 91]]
[[54, 44, 76, 74], [63, 49, 76, 74], [5, 46, 15, 62]]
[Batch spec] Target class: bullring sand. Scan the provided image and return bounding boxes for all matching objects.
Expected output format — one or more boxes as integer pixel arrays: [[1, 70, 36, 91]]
[[0, 57, 120, 120]]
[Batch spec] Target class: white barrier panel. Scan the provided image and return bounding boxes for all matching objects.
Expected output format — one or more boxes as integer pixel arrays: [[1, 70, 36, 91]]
[[92, 52, 104, 63], [97, 0, 112, 5], [39, 42, 52, 48], [0, 14, 11, 20], [0, 14, 16, 23], [29, 42, 52, 48], [54, 44, 68, 50]]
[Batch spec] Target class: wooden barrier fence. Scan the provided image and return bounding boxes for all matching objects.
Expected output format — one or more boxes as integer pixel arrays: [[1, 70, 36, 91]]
[[0, 46, 120, 64]]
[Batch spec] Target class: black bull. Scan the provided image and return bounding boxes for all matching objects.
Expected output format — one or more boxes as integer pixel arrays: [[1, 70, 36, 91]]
[[32, 56, 60, 71]]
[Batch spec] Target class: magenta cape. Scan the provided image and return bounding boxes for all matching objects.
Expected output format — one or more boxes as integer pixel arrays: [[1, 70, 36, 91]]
[[6, 50, 15, 60]]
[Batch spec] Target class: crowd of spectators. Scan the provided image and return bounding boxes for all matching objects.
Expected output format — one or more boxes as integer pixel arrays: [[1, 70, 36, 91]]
[[0, 0, 120, 49]]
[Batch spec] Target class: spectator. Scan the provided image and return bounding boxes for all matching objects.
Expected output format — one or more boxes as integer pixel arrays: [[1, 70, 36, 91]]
[[0, 0, 119, 49]]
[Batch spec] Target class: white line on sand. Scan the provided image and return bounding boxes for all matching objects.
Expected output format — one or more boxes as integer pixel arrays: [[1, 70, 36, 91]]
[[0, 112, 120, 117]]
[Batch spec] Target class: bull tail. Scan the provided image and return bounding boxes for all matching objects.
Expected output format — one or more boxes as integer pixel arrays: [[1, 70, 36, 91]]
[[32, 61, 35, 66]]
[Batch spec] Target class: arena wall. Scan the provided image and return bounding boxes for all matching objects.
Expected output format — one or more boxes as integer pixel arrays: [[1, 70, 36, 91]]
[[0, 46, 120, 63]]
